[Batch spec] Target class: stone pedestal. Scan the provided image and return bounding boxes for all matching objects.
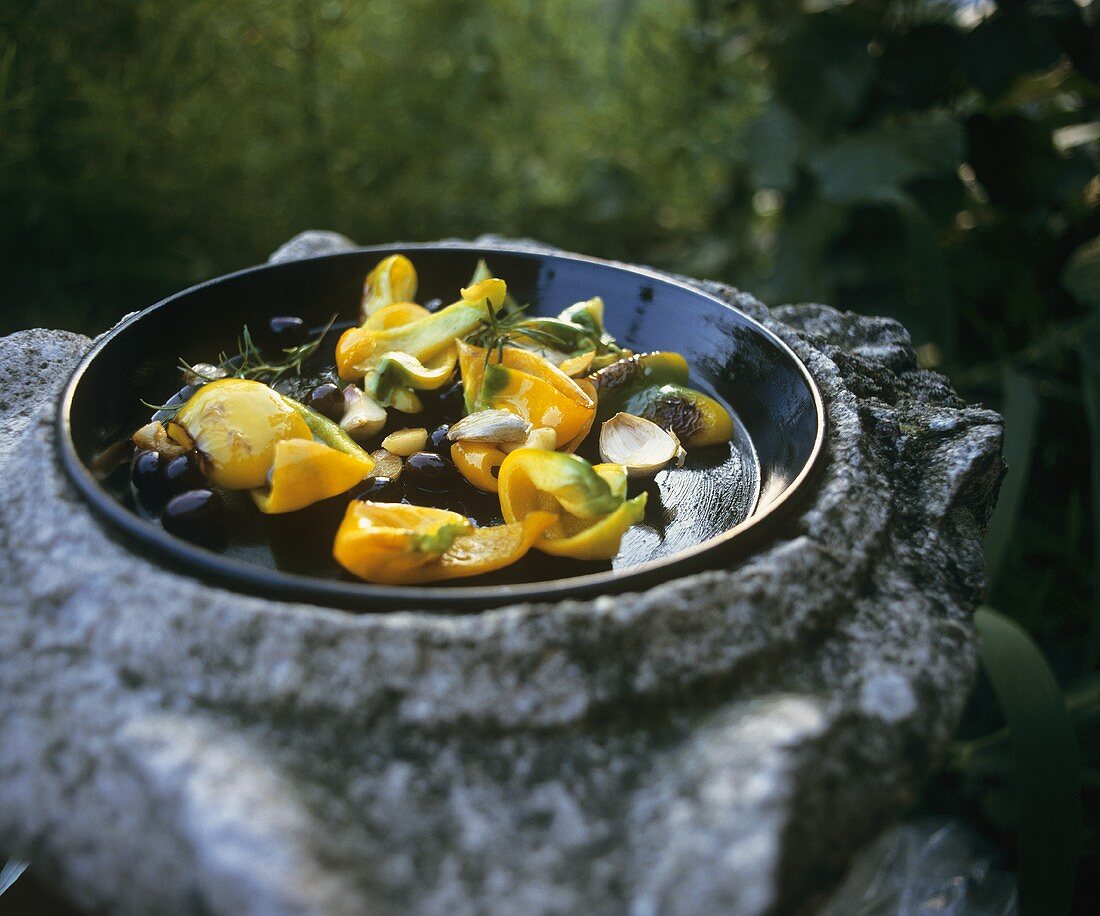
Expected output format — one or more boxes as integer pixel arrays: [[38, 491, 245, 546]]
[[0, 235, 1003, 915]]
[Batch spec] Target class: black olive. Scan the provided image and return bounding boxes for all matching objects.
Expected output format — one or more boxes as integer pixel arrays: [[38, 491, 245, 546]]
[[427, 424, 451, 454], [404, 451, 457, 491], [306, 382, 344, 421], [161, 489, 225, 547], [355, 475, 402, 502], [131, 450, 164, 494], [423, 297, 444, 313], [162, 451, 206, 494], [264, 315, 307, 351]]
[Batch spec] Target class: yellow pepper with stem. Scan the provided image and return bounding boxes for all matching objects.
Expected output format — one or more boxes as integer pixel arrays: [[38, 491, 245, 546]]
[[333, 502, 557, 584], [497, 449, 646, 560]]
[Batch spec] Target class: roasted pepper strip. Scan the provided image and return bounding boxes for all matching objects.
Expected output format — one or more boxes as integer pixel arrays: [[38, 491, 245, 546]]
[[450, 441, 508, 493], [361, 254, 418, 320], [588, 351, 734, 447], [333, 502, 556, 584], [589, 351, 690, 421], [338, 277, 507, 380], [366, 347, 458, 407], [251, 439, 374, 514], [173, 380, 376, 513], [623, 383, 734, 448], [497, 449, 646, 561], [363, 301, 431, 331], [334, 503, 471, 583]]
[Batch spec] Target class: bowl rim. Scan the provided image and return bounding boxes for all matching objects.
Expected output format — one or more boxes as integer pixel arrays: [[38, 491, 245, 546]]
[[56, 242, 827, 610]]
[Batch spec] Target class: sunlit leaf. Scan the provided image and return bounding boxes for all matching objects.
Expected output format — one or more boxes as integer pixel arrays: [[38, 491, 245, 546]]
[[975, 606, 1081, 916]]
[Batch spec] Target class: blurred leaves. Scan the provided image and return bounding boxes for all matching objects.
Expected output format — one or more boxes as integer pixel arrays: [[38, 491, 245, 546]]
[[0, 0, 761, 335], [808, 115, 965, 205], [1064, 238, 1100, 311], [970, 606, 1081, 916]]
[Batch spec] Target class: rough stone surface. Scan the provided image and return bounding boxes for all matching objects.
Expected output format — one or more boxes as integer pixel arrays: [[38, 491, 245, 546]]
[[0, 233, 1003, 915]]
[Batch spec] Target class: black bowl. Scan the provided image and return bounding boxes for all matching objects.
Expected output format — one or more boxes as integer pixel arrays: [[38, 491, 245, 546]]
[[57, 244, 824, 610]]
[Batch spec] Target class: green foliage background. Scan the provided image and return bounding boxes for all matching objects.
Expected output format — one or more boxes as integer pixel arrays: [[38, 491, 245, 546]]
[[3, 0, 1100, 910]]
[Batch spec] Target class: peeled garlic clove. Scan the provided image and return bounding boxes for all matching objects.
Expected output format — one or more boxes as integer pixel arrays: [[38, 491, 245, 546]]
[[340, 385, 387, 440], [524, 426, 557, 451], [369, 447, 403, 480], [447, 409, 531, 444], [381, 427, 428, 457], [501, 426, 557, 454], [598, 412, 685, 478]]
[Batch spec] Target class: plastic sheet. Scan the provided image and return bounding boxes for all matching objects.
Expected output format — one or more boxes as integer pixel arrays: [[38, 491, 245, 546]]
[[818, 818, 1018, 916]]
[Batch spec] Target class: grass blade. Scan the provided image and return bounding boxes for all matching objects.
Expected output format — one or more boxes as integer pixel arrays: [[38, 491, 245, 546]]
[[984, 367, 1040, 588], [975, 606, 1081, 916]]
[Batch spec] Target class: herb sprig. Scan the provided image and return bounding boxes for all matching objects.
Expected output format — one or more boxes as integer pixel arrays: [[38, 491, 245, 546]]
[[469, 300, 617, 368], [143, 314, 337, 416], [224, 314, 337, 385]]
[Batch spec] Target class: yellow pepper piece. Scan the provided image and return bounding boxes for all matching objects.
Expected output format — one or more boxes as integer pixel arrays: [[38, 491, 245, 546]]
[[457, 342, 596, 452], [450, 441, 508, 493], [560, 378, 598, 452], [251, 438, 375, 514], [421, 511, 557, 583], [361, 254, 418, 319], [333, 502, 557, 584], [334, 503, 472, 583], [175, 378, 312, 490], [558, 350, 595, 377], [535, 493, 646, 560], [366, 347, 457, 407], [337, 277, 507, 380], [497, 448, 646, 560], [363, 301, 431, 331]]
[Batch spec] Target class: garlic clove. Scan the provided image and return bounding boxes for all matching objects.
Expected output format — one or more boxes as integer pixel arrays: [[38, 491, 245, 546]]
[[446, 409, 531, 444], [598, 412, 685, 478], [369, 447, 404, 480], [501, 426, 557, 454], [381, 427, 428, 457], [340, 385, 387, 440]]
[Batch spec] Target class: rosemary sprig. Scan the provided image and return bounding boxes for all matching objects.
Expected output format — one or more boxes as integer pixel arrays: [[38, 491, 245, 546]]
[[469, 300, 603, 367], [229, 314, 337, 386], [142, 314, 338, 417]]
